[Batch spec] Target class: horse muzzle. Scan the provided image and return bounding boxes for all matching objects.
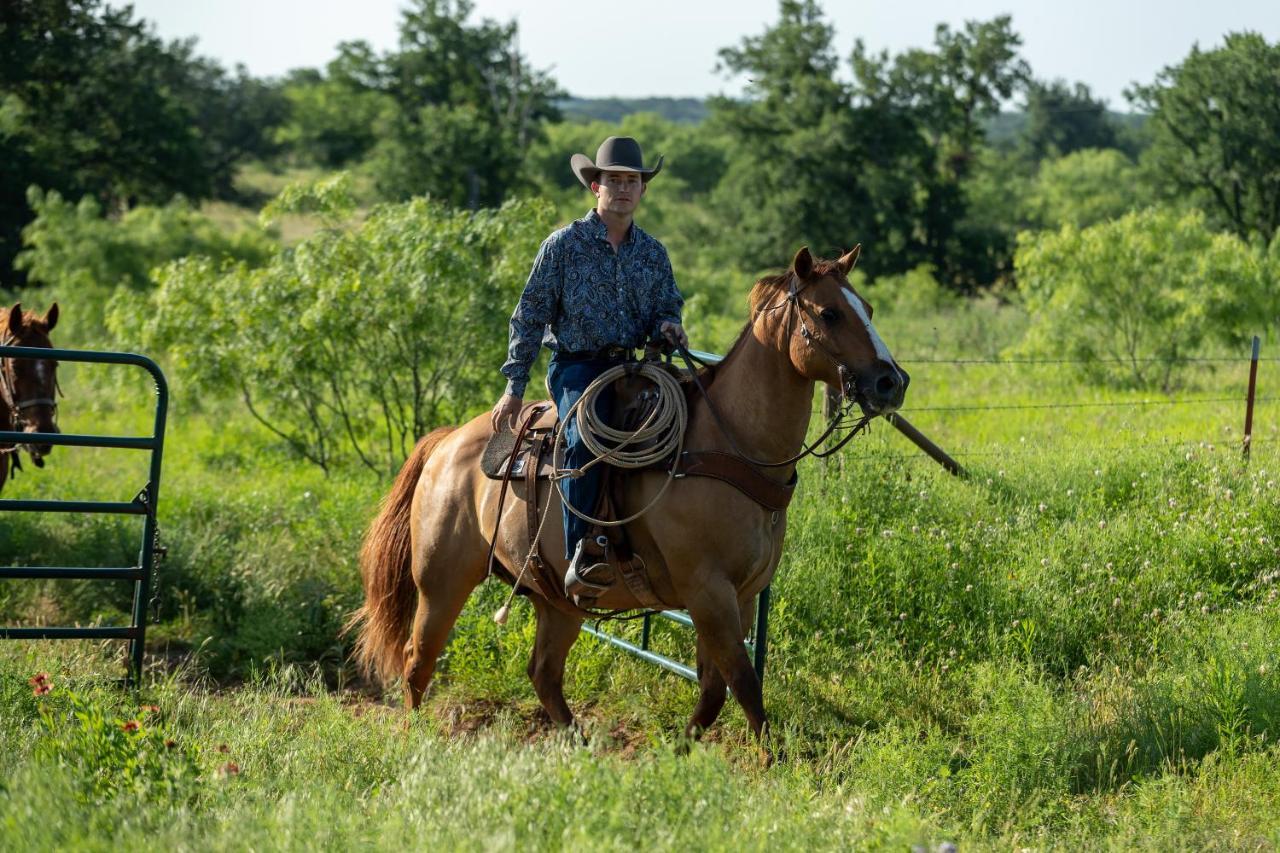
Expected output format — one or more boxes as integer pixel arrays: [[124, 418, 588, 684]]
[[846, 360, 909, 416]]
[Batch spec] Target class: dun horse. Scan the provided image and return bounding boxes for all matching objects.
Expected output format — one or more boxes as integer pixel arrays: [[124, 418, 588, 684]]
[[1, 303, 60, 494], [350, 247, 908, 739]]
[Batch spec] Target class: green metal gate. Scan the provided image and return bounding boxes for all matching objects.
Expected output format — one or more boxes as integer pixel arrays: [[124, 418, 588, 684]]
[[0, 345, 168, 686]]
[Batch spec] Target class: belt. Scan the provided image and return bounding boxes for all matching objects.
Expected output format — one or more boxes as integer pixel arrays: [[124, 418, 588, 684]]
[[553, 346, 633, 363]]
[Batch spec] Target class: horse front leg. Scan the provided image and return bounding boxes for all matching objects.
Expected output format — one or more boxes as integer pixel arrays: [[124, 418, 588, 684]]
[[685, 580, 768, 740], [685, 634, 728, 740]]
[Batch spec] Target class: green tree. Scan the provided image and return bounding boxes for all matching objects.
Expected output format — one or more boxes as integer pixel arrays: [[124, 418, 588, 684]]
[[1013, 207, 1269, 388], [710, 1, 928, 271], [274, 43, 394, 168], [368, 0, 562, 207], [1020, 79, 1117, 161], [0, 0, 285, 284], [1129, 32, 1280, 242], [850, 15, 1030, 288]]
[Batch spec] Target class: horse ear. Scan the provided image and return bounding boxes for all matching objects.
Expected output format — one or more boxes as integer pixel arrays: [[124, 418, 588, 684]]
[[7, 303, 22, 332], [43, 302, 58, 332], [791, 247, 813, 280], [837, 244, 862, 277]]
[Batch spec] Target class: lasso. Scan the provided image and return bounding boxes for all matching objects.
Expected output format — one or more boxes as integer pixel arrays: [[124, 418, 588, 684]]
[[551, 362, 687, 526]]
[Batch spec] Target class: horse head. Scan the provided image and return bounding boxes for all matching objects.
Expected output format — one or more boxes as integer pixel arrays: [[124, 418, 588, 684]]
[[2, 302, 61, 465], [753, 246, 908, 416]]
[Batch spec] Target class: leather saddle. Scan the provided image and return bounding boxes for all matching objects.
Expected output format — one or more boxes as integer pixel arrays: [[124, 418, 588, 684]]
[[480, 401, 558, 480]]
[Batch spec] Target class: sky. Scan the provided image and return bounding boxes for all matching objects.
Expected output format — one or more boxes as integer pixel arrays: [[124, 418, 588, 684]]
[[128, 0, 1280, 109]]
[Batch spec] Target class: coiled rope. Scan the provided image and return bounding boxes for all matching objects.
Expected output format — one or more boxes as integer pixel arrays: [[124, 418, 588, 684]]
[[551, 362, 688, 527]]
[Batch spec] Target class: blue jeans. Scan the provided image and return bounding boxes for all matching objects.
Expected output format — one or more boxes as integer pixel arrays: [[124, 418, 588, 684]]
[[546, 355, 618, 559]]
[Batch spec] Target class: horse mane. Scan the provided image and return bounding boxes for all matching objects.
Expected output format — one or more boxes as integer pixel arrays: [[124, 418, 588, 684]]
[[693, 257, 847, 387]]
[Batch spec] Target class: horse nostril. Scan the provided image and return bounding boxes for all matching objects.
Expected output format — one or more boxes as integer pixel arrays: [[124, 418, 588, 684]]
[[875, 372, 900, 397]]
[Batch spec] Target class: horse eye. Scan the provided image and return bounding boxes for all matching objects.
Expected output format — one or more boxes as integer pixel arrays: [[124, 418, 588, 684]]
[[819, 307, 839, 324]]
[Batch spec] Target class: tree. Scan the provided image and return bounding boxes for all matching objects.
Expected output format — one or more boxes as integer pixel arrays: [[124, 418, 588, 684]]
[[1020, 79, 1117, 161], [274, 43, 394, 168], [0, 0, 285, 284], [1129, 32, 1280, 242], [368, 0, 562, 207], [710, 1, 925, 270], [1026, 149, 1150, 229], [850, 15, 1030, 288]]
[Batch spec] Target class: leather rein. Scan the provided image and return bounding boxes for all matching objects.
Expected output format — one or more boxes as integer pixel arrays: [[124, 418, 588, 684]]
[[673, 273, 874, 472]]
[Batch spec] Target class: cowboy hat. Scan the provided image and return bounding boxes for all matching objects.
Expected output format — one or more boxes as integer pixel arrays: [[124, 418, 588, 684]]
[[570, 136, 664, 190]]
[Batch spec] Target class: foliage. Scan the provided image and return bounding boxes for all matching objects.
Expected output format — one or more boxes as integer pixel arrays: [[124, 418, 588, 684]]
[[127, 178, 554, 473], [30, 678, 202, 802], [1027, 148, 1152, 229], [364, 0, 562, 207], [1129, 31, 1280, 242], [10, 188, 273, 345], [559, 97, 710, 125], [273, 45, 396, 168], [1018, 79, 1117, 160], [17, 188, 274, 295], [1012, 207, 1271, 388], [0, 0, 286, 286]]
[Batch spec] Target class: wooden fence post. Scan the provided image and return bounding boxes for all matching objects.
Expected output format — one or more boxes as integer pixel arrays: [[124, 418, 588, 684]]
[[1243, 335, 1260, 461]]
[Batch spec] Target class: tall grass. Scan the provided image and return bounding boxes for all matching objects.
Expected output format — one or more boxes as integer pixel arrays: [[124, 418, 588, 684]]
[[2, 293, 1278, 848]]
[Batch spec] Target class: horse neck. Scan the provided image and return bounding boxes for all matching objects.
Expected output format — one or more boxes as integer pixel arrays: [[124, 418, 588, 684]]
[[699, 318, 815, 475]]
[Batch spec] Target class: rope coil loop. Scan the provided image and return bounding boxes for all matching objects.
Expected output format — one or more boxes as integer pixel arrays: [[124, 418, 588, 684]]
[[552, 362, 688, 527]]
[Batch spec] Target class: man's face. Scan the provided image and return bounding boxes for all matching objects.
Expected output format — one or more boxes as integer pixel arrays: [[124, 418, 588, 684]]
[[592, 170, 645, 214]]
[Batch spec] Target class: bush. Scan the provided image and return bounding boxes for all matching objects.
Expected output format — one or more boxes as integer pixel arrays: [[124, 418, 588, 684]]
[[1012, 207, 1272, 388], [1027, 148, 1152, 229], [126, 175, 555, 473], [12, 188, 274, 345]]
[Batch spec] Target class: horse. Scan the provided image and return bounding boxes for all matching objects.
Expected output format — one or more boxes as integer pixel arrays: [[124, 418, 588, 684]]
[[0, 302, 61, 494], [348, 246, 908, 740]]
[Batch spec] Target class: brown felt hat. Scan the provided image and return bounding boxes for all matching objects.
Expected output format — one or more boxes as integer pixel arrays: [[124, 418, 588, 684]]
[[570, 136, 664, 190]]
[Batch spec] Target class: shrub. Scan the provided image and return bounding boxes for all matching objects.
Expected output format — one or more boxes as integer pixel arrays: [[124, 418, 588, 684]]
[[1012, 207, 1271, 388], [126, 175, 555, 473]]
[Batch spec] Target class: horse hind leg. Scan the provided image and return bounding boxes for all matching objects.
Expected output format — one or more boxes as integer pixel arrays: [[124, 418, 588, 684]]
[[527, 596, 582, 727], [403, 549, 487, 713]]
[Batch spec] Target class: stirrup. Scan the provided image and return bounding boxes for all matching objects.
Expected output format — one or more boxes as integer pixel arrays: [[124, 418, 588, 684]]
[[565, 537, 613, 599]]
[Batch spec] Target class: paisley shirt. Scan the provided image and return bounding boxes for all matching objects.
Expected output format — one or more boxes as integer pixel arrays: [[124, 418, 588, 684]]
[[501, 209, 684, 397]]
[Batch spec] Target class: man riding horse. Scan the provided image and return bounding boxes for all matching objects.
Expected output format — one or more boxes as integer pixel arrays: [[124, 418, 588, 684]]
[[489, 136, 688, 600]]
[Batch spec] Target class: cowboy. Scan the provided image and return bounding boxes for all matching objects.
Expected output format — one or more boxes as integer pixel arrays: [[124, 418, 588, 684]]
[[490, 136, 687, 598]]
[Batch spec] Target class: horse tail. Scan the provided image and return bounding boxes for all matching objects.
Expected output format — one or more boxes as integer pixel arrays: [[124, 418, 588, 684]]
[[346, 427, 456, 683]]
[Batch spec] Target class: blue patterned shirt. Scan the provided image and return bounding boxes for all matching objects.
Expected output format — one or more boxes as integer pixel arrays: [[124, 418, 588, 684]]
[[501, 209, 684, 397]]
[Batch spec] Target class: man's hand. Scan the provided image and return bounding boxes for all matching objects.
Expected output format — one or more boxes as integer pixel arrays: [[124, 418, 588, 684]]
[[491, 393, 524, 433], [660, 321, 688, 349]]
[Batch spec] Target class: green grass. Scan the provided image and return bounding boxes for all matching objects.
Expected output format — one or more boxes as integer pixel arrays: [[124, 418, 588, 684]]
[[2, 295, 1279, 849]]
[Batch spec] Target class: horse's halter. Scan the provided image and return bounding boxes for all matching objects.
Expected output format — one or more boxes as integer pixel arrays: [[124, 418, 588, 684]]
[[758, 273, 865, 407], [0, 332, 60, 439]]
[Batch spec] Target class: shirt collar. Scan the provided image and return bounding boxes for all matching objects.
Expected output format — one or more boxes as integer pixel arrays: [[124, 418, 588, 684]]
[[583, 209, 636, 245]]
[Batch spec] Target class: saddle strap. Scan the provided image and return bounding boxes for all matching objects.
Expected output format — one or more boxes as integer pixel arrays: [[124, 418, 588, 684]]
[[672, 450, 798, 512]]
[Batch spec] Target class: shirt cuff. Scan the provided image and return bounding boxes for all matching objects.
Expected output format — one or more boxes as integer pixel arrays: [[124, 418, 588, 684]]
[[504, 379, 527, 398]]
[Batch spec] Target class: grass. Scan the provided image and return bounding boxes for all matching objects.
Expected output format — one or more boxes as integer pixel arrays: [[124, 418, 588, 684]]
[[2, 293, 1279, 849]]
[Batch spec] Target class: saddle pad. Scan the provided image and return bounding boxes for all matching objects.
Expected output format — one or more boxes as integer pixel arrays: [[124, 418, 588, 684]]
[[480, 401, 558, 480]]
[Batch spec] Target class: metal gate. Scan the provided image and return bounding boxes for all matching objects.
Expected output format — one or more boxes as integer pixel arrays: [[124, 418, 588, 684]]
[[0, 346, 168, 686], [579, 348, 771, 684]]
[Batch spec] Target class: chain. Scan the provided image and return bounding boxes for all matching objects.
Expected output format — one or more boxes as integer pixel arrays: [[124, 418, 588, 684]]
[[134, 485, 168, 623]]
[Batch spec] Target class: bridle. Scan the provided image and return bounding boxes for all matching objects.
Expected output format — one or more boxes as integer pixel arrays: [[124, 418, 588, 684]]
[[0, 333, 60, 455], [675, 272, 877, 470]]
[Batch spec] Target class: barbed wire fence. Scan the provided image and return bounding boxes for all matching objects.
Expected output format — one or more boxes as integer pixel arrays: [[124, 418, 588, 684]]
[[815, 338, 1271, 473]]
